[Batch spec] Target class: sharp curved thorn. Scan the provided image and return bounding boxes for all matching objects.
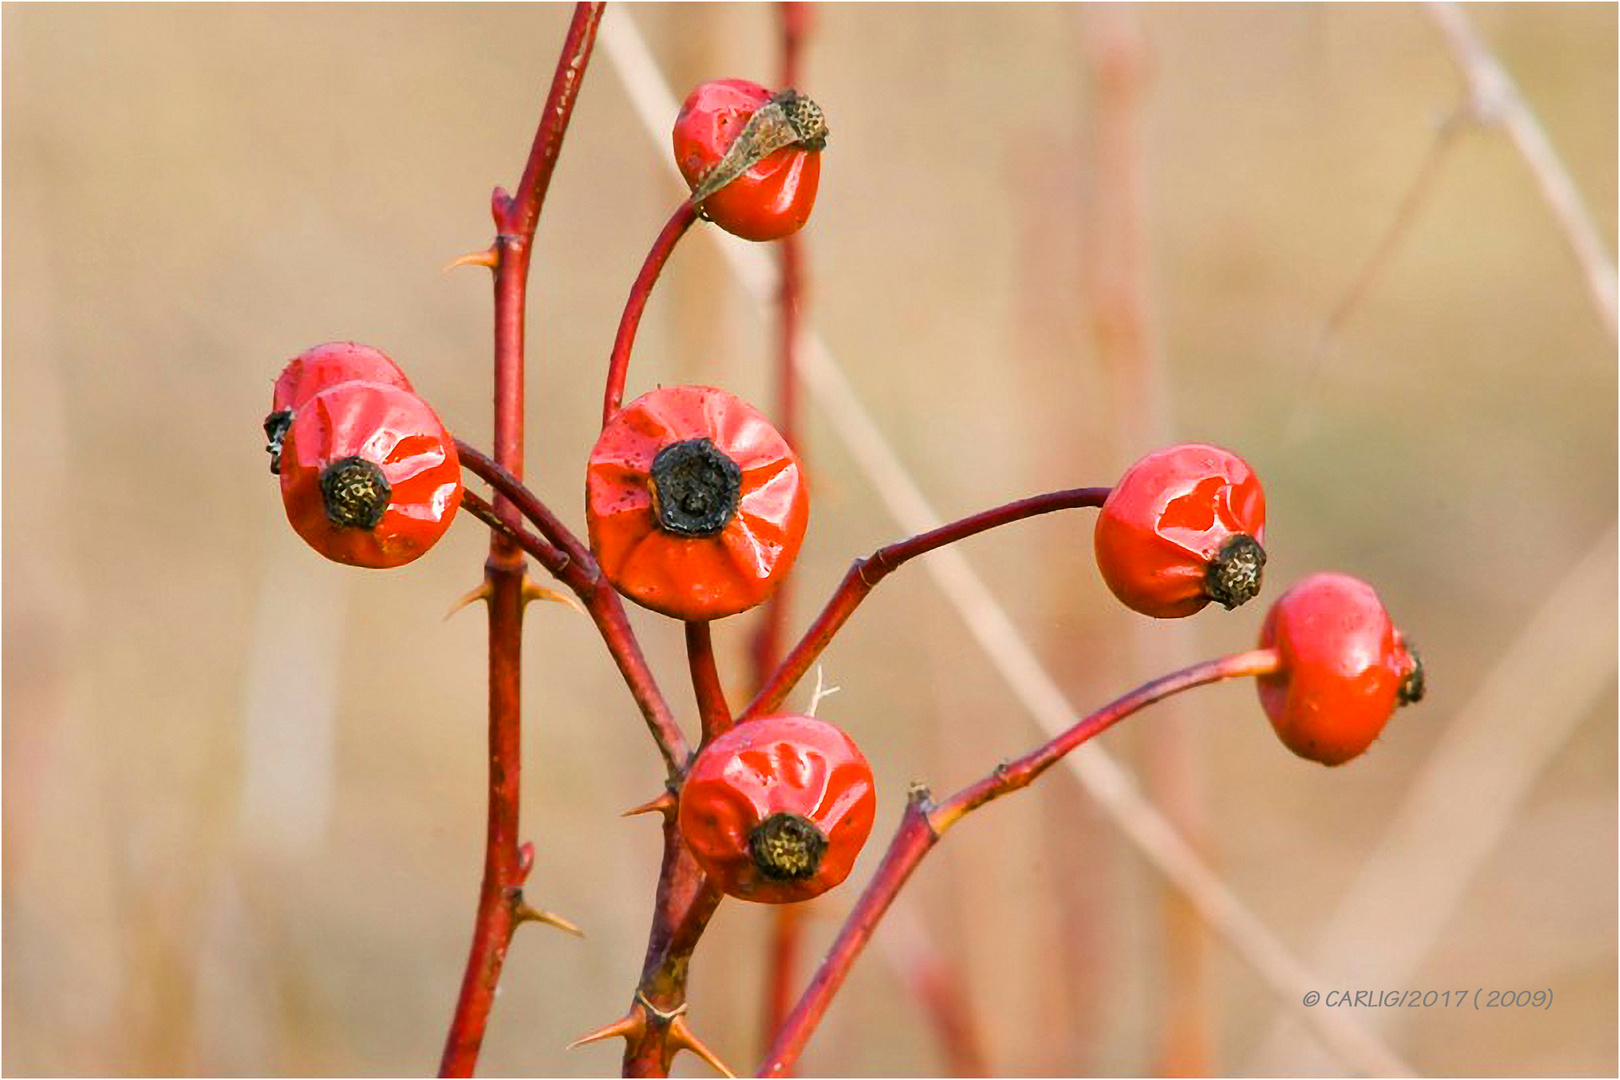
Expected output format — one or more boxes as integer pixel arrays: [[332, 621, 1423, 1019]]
[[514, 900, 585, 938], [621, 790, 678, 819], [567, 1008, 645, 1050], [444, 581, 493, 620], [443, 245, 500, 272], [668, 1015, 737, 1079], [521, 575, 588, 616]]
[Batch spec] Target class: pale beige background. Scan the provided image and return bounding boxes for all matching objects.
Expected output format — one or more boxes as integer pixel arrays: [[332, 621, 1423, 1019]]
[[4, 3, 1615, 1076]]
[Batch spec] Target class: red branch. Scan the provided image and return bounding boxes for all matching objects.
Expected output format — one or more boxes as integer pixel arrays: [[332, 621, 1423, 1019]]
[[757, 4, 813, 1045], [440, 6, 605, 1076], [455, 449, 689, 775], [743, 487, 1111, 721], [603, 201, 701, 427], [687, 621, 735, 743], [455, 438, 591, 570], [757, 648, 1282, 1075]]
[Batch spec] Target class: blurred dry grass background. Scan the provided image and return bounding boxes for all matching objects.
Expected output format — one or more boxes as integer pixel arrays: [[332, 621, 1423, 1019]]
[[3, 3, 1615, 1076]]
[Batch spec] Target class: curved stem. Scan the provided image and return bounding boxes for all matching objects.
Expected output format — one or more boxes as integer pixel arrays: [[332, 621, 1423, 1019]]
[[743, 487, 1111, 721], [686, 621, 734, 744], [603, 201, 701, 427], [458, 490, 570, 578], [586, 589, 689, 777], [459, 490, 688, 777], [456, 437, 592, 569], [757, 648, 1281, 1076]]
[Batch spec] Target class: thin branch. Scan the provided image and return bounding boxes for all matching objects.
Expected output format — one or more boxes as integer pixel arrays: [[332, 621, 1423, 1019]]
[[1427, 1, 1617, 340], [440, 9, 604, 1075], [759, 650, 1281, 1076], [686, 621, 734, 744], [1284, 110, 1467, 442], [598, 12, 1417, 1072], [505, 3, 608, 241], [604, 201, 701, 427], [456, 437, 593, 571], [1248, 523, 1617, 1071], [758, 4, 813, 1051], [457, 445, 688, 776], [457, 489, 569, 578], [743, 488, 1110, 721]]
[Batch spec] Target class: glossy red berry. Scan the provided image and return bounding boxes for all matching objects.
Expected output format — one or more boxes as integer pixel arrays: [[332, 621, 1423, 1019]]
[[673, 78, 825, 242], [265, 342, 413, 473], [679, 715, 877, 904], [1257, 573, 1424, 766], [1094, 443, 1267, 618], [279, 382, 462, 569], [586, 385, 809, 621]]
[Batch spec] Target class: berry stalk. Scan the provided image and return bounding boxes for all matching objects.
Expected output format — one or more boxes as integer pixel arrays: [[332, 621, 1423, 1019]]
[[455, 456, 688, 775], [758, 648, 1281, 1075], [743, 486, 1111, 720], [603, 201, 701, 427], [687, 620, 734, 743]]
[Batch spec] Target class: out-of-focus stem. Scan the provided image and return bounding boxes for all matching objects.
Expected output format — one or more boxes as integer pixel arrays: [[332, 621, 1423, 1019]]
[[757, 649, 1281, 1076], [756, 2, 813, 1052], [742, 487, 1110, 721], [603, 201, 701, 427]]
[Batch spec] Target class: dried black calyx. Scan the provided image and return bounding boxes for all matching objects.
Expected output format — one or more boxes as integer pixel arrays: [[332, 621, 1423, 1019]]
[[264, 410, 293, 474], [748, 812, 827, 881], [649, 438, 742, 538], [1398, 642, 1426, 706], [772, 89, 829, 151], [319, 456, 391, 530], [1205, 533, 1266, 610]]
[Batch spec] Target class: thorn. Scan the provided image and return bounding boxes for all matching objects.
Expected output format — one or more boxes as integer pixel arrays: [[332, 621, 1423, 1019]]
[[521, 575, 587, 616], [514, 900, 584, 938], [567, 1008, 645, 1050], [668, 1015, 737, 1078], [443, 246, 499, 272], [621, 790, 678, 820], [445, 581, 493, 619]]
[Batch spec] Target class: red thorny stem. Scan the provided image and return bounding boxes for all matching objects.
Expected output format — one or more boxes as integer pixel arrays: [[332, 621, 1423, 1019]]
[[742, 487, 1113, 722], [757, 648, 1283, 1076], [603, 201, 701, 427], [453, 459, 687, 776], [757, 3, 812, 1050], [439, 5, 604, 1076]]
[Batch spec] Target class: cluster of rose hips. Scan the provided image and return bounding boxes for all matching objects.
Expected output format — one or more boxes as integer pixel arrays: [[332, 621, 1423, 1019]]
[[265, 78, 1424, 915]]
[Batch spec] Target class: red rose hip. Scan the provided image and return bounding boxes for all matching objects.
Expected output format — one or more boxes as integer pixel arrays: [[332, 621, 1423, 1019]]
[[1094, 443, 1267, 618], [279, 382, 462, 569], [673, 78, 826, 242], [678, 714, 877, 904], [265, 342, 414, 473], [1257, 573, 1424, 765], [586, 385, 809, 621]]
